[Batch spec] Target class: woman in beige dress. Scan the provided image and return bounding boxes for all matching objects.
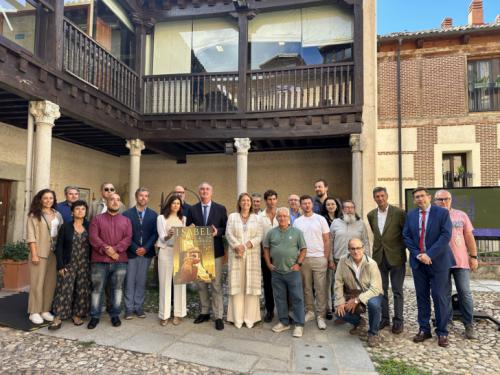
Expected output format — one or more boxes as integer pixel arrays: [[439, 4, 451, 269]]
[[226, 193, 263, 328], [156, 195, 187, 326], [26, 189, 63, 325]]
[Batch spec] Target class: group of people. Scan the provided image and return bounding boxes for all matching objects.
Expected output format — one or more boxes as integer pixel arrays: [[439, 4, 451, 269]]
[[25, 179, 478, 348]]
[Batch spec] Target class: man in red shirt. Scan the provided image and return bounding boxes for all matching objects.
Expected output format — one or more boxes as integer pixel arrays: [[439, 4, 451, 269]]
[[88, 193, 132, 329]]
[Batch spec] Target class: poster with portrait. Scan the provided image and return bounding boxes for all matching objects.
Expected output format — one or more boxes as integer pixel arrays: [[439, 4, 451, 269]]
[[173, 226, 216, 284]]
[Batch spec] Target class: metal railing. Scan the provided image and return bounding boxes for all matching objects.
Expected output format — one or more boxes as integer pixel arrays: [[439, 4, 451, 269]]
[[143, 72, 239, 114], [468, 82, 500, 112], [443, 172, 473, 188], [63, 19, 138, 109]]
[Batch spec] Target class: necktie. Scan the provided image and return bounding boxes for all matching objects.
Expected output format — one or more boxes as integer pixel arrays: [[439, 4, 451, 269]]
[[419, 210, 426, 254], [203, 205, 209, 226]]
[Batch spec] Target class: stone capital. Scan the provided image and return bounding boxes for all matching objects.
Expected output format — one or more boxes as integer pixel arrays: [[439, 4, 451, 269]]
[[126, 139, 145, 157], [29, 100, 61, 126], [234, 138, 251, 154], [349, 134, 361, 153]]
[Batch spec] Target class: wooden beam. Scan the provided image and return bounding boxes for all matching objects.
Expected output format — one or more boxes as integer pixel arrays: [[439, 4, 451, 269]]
[[237, 11, 249, 113]]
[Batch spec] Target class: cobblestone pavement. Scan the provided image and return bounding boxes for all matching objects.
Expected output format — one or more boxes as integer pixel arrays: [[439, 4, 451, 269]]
[[0, 326, 236, 374], [365, 288, 500, 375]]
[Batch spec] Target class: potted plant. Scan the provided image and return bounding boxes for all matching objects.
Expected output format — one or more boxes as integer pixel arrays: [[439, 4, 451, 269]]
[[1, 241, 30, 291]]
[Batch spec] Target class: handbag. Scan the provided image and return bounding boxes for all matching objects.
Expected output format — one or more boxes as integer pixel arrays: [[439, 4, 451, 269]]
[[343, 267, 367, 314]]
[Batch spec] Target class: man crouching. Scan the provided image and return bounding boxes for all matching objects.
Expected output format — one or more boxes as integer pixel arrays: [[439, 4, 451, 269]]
[[334, 238, 383, 347]]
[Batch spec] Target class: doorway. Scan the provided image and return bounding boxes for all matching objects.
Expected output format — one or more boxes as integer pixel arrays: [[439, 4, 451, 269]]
[[0, 179, 12, 249]]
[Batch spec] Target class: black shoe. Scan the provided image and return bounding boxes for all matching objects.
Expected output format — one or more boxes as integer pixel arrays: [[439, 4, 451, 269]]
[[215, 319, 224, 330], [392, 322, 404, 334], [264, 311, 274, 323], [413, 330, 432, 343], [194, 314, 210, 324], [326, 311, 333, 320], [111, 316, 121, 327], [87, 318, 99, 329], [379, 319, 390, 330]]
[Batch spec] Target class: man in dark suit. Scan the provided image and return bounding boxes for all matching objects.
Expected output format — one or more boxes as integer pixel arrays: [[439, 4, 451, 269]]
[[367, 187, 407, 334], [403, 187, 453, 347], [122, 188, 158, 319], [186, 182, 228, 330]]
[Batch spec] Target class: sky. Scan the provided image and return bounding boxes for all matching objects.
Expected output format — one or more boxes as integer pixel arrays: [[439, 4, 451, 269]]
[[377, 0, 499, 35]]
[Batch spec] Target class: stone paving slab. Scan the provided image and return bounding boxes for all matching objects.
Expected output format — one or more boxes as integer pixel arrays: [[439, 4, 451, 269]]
[[294, 342, 337, 374], [114, 331, 177, 353]]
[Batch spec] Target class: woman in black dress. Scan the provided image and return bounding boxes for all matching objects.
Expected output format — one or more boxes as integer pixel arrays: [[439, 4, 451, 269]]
[[49, 200, 91, 329]]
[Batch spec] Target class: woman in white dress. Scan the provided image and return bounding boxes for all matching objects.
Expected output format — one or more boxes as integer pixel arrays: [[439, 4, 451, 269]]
[[226, 193, 263, 328], [156, 195, 187, 326]]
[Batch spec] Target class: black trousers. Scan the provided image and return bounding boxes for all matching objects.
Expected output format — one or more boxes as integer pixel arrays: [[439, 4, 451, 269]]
[[379, 254, 405, 324], [261, 256, 275, 314]]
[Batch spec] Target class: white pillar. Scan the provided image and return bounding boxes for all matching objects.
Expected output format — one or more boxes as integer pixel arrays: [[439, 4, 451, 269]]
[[350, 133, 363, 214], [126, 138, 145, 207], [234, 138, 251, 196], [29, 100, 61, 193]]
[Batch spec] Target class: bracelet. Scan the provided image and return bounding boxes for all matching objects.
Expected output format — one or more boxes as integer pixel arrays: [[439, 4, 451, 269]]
[[469, 255, 478, 259]]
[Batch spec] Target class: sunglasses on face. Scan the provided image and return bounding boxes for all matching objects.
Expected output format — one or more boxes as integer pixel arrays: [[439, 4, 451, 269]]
[[104, 187, 115, 192]]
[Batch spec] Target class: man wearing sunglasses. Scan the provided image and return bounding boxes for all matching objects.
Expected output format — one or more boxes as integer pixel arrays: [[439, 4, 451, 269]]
[[89, 182, 125, 221]]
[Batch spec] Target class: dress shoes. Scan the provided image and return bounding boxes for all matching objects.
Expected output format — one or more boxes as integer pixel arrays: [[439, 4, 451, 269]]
[[87, 318, 99, 329], [264, 311, 274, 323], [194, 314, 210, 324], [379, 319, 390, 330], [438, 336, 449, 348], [391, 322, 404, 334], [215, 319, 224, 330], [326, 311, 333, 320], [413, 330, 432, 343], [111, 316, 121, 327]]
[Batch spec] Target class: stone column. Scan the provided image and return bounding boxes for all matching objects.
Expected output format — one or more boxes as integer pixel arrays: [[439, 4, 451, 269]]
[[350, 133, 363, 213], [29, 100, 60, 193], [126, 139, 145, 207], [234, 138, 251, 196]]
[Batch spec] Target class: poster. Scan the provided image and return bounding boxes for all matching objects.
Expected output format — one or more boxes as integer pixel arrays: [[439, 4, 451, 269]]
[[173, 226, 216, 284]]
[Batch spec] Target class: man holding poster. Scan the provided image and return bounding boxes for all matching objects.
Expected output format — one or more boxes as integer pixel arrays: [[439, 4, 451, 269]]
[[186, 182, 228, 330]]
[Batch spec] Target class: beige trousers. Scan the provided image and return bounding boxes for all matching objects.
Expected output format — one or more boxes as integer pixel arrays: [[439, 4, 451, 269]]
[[28, 252, 57, 314], [227, 256, 261, 328], [158, 246, 187, 320], [300, 256, 328, 316], [198, 256, 224, 319]]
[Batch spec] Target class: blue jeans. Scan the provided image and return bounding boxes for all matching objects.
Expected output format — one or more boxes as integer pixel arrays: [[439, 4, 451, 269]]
[[90, 262, 127, 319], [124, 256, 152, 314], [338, 295, 383, 336], [448, 268, 474, 326], [271, 270, 305, 326]]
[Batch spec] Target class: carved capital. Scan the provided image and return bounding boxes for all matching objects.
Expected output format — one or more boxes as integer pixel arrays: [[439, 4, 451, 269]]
[[29, 100, 60, 126], [234, 138, 251, 154], [349, 134, 361, 153], [126, 139, 145, 157]]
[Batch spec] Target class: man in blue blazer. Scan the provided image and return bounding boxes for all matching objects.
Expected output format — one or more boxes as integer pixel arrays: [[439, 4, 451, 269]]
[[187, 182, 228, 330], [123, 188, 158, 319], [403, 187, 454, 347]]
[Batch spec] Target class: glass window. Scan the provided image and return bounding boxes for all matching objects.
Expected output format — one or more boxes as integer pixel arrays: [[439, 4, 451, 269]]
[[249, 5, 354, 70], [0, 0, 36, 53], [64, 0, 91, 35], [468, 58, 500, 112]]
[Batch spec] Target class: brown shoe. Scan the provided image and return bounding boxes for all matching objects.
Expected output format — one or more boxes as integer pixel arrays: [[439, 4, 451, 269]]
[[159, 319, 169, 326], [413, 330, 432, 343], [172, 317, 183, 326], [391, 322, 404, 334], [438, 336, 449, 348], [379, 319, 390, 330], [349, 317, 367, 335], [367, 334, 381, 347]]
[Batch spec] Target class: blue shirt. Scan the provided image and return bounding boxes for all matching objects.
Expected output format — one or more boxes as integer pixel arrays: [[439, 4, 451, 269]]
[[56, 201, 72, 223], [289, 209, 301, 225]]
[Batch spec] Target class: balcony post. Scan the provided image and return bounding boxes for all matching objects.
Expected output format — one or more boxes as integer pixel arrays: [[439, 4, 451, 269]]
[[234, 138, 251, 196], [36, 0, 64, 70], [237, 12, 250, 113], [126, 139, 145, 207]]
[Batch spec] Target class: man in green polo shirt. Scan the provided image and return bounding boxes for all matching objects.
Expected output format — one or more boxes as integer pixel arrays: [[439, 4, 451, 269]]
[[263, 207, 307, 338]]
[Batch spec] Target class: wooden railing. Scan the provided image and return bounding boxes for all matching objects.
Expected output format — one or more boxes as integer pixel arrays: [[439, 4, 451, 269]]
[[247, 63, 354, 112], [63, 19, 138, 109], [143, 72, 239, 114]]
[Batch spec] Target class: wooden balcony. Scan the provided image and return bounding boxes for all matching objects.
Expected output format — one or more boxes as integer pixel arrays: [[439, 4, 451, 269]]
[[63, 19, 139, 110], [143, 62, 354, 115]]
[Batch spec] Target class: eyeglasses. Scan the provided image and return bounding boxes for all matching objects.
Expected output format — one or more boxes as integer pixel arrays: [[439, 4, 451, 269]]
[[348, 247, 363, 251], [434, 198, 450, 202], [104, 187, 115, 192]]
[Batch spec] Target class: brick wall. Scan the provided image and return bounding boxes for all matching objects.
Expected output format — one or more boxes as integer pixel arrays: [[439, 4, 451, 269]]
[[476, 124, 500, 186], [414, 125, 437, 186]]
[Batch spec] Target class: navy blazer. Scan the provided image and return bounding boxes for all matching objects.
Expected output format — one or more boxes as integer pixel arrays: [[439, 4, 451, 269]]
[[403, 204, 454, 272], [186, 201, 228, 258], [122, 207, 158, 258], [55, 220, 90, 271]]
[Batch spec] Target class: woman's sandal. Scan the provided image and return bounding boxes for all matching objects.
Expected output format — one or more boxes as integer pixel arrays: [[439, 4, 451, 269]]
[[72, 317, 84, 326], [160, 319, 168, 326], [48, 318, 62, 330]]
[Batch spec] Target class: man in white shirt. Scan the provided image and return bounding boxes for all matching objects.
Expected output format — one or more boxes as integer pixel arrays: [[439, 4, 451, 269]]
[[293, 195, 333, 330]]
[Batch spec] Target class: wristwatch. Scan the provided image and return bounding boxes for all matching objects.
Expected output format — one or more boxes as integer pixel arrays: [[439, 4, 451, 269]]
[[470, 255, 478, 259], [354, 298, 359, 304]]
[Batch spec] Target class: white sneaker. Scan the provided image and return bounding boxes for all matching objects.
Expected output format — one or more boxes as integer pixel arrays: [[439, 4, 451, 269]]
[[29, 313, 43, 325], [41, 312, 54, 322], [293, 326, 304, 338], [272, 322, 291, 333], [317, 317, 327, 330], [305, 311, 315, 322]]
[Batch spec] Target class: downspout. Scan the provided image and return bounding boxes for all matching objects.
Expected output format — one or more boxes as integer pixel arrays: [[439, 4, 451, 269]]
[[396, 38, 403, 207], [23, 111, 34, 239]]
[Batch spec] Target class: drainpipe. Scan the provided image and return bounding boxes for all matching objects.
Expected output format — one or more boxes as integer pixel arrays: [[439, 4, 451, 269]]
[[23, 112, 34, 239], [396, 38, 403, 207]]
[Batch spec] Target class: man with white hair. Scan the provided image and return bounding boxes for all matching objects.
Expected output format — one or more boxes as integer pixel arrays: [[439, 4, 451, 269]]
[[434, 189, 478, 339]]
